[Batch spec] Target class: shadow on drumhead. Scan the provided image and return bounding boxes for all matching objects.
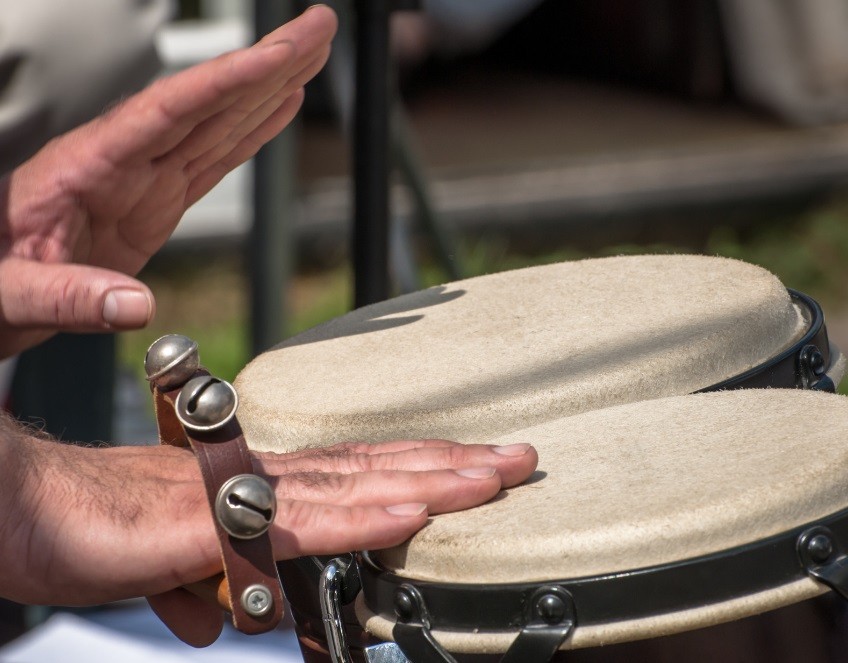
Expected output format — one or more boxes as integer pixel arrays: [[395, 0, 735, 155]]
[[281, 286, 466, 348]]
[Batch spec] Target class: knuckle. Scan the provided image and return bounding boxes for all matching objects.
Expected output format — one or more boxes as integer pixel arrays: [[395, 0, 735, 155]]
[[288, 470, 346, 496], [446, 443, 469, 467]]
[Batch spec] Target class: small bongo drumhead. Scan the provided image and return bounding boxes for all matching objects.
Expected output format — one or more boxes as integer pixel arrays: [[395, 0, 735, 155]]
[[236, 255, 837, 452], [357, 389, 848, 652]]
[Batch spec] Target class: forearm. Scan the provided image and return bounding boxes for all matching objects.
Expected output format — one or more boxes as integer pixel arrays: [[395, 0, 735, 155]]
[[0, 412, 52, 602], [0, 418, 219, 606]]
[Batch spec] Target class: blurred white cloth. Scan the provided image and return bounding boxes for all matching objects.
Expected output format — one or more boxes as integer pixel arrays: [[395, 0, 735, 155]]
[[0, 0, 172, 172], [720, 0, 848, 125], [0, 606, 303, 662]]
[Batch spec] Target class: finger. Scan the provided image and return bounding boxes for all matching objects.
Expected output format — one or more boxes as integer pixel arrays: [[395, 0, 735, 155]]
[[94, 6, 337, 162], [257, 442, 538, 488], [257, 438, 457, 463], [147, 589, 224, 647], [175, 44, 330, 170], [269, 467, 504, 514], [273, 499, 430, 557], [0, 257, 154, 331], [185, 90, 305, 205], [257, 4, 339, 50]]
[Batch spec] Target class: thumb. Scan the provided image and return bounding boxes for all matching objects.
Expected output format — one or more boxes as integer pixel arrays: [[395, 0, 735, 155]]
[[0, 257, 155, 331]]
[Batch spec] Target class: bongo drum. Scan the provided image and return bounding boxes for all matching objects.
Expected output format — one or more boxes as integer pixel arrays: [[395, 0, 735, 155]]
[[232, 254, 845, 661], [354, 389, 848, 662], [236, 254, 843, 453]]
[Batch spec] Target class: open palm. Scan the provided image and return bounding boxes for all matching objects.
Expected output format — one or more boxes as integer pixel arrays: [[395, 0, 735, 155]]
[[0, 5, 337, 356]]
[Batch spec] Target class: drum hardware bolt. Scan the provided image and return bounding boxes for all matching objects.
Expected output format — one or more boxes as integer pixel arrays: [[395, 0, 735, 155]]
[[798, 527, 848, 602], [240, 583, 273, 617], [175, 375, 239, 432], [535, 593, 567, 625], [215, 474, 277, 539], [394, 589, 415, 622], [809, 349, 826, 376], [807, 533, 835, 564], [799, 344, 827, 385], [144, 334, 199, 389]]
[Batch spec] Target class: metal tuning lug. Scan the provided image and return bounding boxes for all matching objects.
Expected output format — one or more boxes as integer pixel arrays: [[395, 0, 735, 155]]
[[798, 526, 848, 600], [320, 556, 362, 663], [499, 586, 576, 663], [798, 344, 835, 392], [392, 585, 458, 663]]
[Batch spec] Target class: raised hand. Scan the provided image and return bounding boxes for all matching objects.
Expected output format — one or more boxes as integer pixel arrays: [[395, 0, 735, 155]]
[[0, 5, 337, 357]]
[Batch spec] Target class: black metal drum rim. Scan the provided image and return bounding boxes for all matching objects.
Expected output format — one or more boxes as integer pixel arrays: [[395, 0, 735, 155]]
[[359, 505, 848, 633], [698, 289, 834, 392]]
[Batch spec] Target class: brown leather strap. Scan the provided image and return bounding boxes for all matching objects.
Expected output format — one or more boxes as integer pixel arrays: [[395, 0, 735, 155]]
[[153, 371, 284, 634]]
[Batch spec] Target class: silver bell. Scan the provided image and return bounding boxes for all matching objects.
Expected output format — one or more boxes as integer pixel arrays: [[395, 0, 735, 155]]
[[215, 474, 277, 539], [145, 334, 199, 389], [175, 375, 239, 432]]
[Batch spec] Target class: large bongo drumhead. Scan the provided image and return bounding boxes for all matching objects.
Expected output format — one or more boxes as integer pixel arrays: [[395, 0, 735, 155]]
[[235, 255, 842, 452], [357, 389, 848, 652]]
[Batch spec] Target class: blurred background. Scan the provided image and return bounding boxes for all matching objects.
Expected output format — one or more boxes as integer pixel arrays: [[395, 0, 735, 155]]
[[123, 0, 848, 396], [5, 0, 848, 657]]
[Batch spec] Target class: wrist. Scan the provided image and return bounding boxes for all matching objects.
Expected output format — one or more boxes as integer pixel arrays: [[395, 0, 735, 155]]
[[0, 414, 43, 600]]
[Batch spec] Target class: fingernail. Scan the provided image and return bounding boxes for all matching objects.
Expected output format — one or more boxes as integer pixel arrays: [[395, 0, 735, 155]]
[[492, 443, 531, 456], [306, 3, 329, 11], [455, 467, 496, 479], [102, 289, 153, 328], [385, 503, 427, 517]]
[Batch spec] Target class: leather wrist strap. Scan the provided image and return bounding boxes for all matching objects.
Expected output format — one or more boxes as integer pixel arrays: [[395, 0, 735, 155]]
[[152, 370, 284, 634]]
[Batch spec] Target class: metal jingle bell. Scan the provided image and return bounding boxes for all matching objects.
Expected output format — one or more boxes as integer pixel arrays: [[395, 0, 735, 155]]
[[215, 474, 277, 539], [175, 375, 239, 432], [144, 334, 199, 389]]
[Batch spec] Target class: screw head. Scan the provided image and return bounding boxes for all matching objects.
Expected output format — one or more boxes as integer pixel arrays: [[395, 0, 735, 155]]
[[215, 474, 276, 539], [240, 584, 273, 617], [536, 593, 567, 625], [394, 590, 414, 621], [808, 533, 834, 564], [144, 335, 199, 389], [809, 349, 826, 376], [175, 375, 238, 432]]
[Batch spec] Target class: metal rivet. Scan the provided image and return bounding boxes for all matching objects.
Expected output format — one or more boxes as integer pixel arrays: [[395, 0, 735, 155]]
[[241, 584, 273, 617], [808, 533, 834, 564], [144, 335, 199, 389], [810, 349, 826, 376], [536, 593, 567, 625], [175, 375, 238, 432], [394, 590, 414, 621], [215, 474, 276, 539]]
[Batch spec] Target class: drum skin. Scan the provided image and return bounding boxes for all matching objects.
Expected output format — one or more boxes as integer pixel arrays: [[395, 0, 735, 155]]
[[233, 255, 848, 661], [235, 255, 843, 453], [357, 389, 848, 653]]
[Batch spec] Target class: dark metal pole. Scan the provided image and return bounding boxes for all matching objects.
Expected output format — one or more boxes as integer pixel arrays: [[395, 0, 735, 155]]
[[251, 0, 297, 354], [353, 0, 392, 307]]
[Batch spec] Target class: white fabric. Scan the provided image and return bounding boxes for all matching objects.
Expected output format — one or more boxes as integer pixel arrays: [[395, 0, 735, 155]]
[[0, 0, 172, 171], [719, 0, 848, 124]]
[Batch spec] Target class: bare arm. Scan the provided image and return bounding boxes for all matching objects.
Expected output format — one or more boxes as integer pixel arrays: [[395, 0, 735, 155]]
[[0, 415, 537, 645]]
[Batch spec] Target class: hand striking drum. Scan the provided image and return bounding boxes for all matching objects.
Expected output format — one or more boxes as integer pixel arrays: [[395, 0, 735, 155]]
[[161, 254, 848, 661]]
